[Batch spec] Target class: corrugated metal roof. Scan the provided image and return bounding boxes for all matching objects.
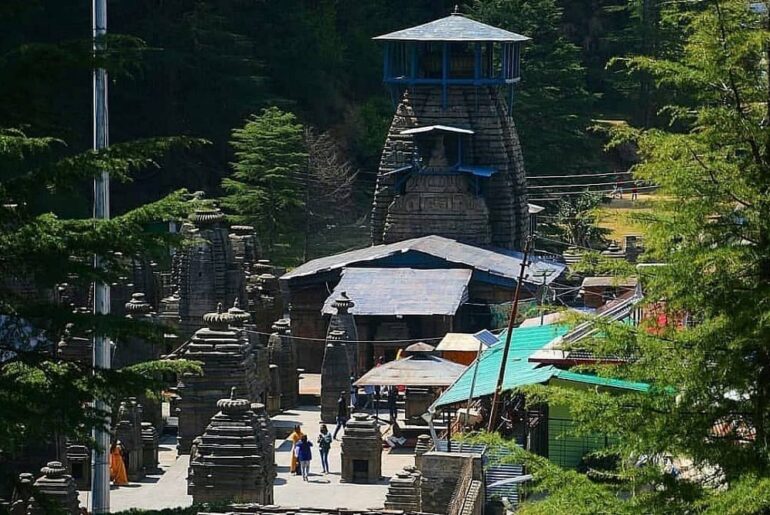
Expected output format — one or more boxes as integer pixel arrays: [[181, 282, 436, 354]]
[[432, 325, 649, 407], [374, 14, 530, 42], [354, 354, 467, 387], [321, 267, 471, 316], [433, 325, 567, 407], [552, 370, 650, 392], [529, 288, 643, 364], [282, 235, 565, 286]]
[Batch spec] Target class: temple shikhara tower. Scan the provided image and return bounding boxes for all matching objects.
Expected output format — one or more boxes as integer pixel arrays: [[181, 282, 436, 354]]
[[281, 13, 564, 371], [372, 11, 530, 249]]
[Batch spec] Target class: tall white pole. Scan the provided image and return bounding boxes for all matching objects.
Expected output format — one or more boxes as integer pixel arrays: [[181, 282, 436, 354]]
[[91, 0, 111, 512]]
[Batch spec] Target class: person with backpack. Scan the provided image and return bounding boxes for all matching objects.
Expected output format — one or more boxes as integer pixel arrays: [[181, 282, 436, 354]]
[[317, 424, 333, 474], [294, 434, 314, 481]]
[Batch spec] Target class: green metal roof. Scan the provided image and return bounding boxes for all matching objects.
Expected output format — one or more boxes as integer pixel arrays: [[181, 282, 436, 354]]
[[432, 325, 650, 408], [433, 325, 567, 408], [552, 370, 650, 392]]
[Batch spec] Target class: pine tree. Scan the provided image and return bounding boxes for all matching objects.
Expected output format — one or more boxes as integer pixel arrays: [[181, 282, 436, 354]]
[[471, 0, 599, 174], [220, 107, 307, 253], [504, 1, 770, 512], [0, 128, 201, 463]]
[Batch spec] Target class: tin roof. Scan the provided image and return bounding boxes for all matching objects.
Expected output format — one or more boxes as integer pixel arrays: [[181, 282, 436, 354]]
[[436, 332, 495, 352], [354, 354, 467, 387], [282, 235, 565, 287], [374, 14, 530, 43], [432, 324, 648, 408], [529, 287, 643, 364], [321, 267, 471, 316]]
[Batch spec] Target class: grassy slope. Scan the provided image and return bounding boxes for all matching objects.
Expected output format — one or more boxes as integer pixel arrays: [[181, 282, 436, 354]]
[[594, 192, 658, 242]]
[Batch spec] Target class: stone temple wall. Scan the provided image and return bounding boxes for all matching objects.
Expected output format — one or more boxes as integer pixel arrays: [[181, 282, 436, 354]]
[[372, 86, 529, 250]]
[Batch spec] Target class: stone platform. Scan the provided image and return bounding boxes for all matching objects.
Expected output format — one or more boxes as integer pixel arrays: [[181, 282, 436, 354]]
[[78, 402, 413, 512]]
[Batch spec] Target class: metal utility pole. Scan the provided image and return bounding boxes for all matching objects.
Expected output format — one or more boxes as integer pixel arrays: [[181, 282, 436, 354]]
[[533, 269, 555, 326], [91, 0, 111, 512], [487, 236, 533, 433]]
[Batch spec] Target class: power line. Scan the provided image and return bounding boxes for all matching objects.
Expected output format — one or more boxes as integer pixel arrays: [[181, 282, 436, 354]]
[[528, 179, 641, 190], [528, 185, 658, 201], [529, 171, 632, 180]]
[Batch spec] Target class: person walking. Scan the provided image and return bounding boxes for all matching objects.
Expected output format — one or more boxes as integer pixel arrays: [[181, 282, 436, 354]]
[[333, 391, 348, 440], [317, 424, 332, 474], [289, 424, 304, 475], [109, 441, 128, 486], [295, 434, 313, 481]]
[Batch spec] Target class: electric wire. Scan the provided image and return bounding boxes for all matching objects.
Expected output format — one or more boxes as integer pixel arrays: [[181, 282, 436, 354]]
[[529, 171, 632, 180], [527, 179, 642, 190]]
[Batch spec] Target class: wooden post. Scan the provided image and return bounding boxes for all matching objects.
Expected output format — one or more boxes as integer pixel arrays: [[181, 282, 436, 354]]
[[487, 236, 533, 433]]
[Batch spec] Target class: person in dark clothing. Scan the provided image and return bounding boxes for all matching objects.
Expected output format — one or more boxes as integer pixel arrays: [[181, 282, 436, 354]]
[[333, 391, 348, 440], [317, 424, 332, 473], [388, 386, 398, 423], [294, 434, 313, 481]]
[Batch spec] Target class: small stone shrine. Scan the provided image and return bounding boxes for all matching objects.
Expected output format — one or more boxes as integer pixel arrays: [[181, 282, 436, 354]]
[[32, 461, 80, 514], [267, 364, 281, 415], [229, 225, 262, 271], [64, 445, 90, 489], [8, 472, 35, 514], [120, 293, 164, 429], [56, 324, 91, 364], [267, 319, 298, 410], [250, 273, 284, 334], [340, 413, 382, 483], [141, 422, 160, 472], [114, 398, 145, 481], [173, 207, 246, 336], [320, 330, 351, 423], [384, 466, 422, 512], [228, 298, 270, 401], [251, 402, 276, 481], [414, 434, 432, 469], [176, 305, 260, 452], [187, 388, 275, 505], [326, 292, 359, 376], [116, 292, 160, 367]]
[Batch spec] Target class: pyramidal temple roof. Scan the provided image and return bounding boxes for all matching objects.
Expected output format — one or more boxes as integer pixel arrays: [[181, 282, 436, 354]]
[[374, 13, 530, 43]]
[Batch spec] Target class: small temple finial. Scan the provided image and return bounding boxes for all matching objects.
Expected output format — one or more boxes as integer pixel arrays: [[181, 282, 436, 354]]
[[453, 4, 460, 14], [233, 297, 240, 309], [230, 386, 237, 400], [216, 302, 223, 314]]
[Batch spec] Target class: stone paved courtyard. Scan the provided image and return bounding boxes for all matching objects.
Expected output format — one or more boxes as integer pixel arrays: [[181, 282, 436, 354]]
[[78, 402, 414, 512]]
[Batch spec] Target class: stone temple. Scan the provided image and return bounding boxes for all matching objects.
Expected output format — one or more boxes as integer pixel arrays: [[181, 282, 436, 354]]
[[281, 13, 566, 371], [371, 11, 530, 250]]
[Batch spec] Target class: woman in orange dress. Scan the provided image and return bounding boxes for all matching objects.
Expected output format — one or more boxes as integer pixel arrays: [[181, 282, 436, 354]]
[[288, 425, 304, 475], [109, 441, 128, 486]]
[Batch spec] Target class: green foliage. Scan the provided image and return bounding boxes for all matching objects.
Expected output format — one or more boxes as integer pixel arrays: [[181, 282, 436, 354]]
[[220, 107, 307, 252], [543, 191, 611, 248], [0, 128, 203, 456], [472, 0, 599, 173], [515, 1, 770, 512]]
